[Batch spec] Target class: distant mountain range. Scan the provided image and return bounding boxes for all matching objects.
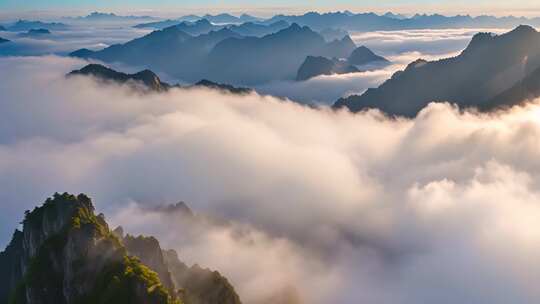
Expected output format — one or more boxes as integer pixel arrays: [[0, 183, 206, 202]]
[[3, 19, 69, 31], [134, 11, 540, 31], [0, 193, 242, 304], [71, 23, 358, 85], [134, 18, 290, 37], [17, 28, 51, 37], [334, 25, 540, 116], [264, 11, 540, 31], [69, 11, 157, 22], [182, 13, 261, 24], [134, 13, 262, 29], [296, 46, 388, 80], [68, 63, 253, 94], [204, 24, 357, 84]]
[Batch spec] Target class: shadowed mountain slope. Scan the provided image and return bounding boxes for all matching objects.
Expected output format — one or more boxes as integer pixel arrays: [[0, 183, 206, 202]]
[[296, 56, 359, 80], [71, 23, 355, 85], [334, 25, 540, 117], [205, 23, 357, 84]]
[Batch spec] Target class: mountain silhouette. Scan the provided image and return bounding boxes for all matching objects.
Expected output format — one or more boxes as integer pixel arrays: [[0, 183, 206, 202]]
[[71, 23, 354, 85], [205, 23, 357, 84], [68, 64, 170, 92], [296, 56, 358, 80], [227, 20, 289, 37], [71, 27, 241, 82], [18, 28, 52, 38], [296, 45, 387, 80], [68, 64, 253, 94], [334, 25, 540, 117], [5, 19, 68, 31], [73, 11, 155, 22], [135, 14, 262, 29], [347, 46, 389, 66], [265, 11, 540, 31]]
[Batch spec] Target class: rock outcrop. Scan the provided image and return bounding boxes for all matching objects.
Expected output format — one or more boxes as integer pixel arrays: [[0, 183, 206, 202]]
[[0, 193, 243, 304], [0, 192, 178, 304]]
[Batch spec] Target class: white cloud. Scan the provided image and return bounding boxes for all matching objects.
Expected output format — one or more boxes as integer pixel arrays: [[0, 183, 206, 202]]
[[3, 55, 540, 304]]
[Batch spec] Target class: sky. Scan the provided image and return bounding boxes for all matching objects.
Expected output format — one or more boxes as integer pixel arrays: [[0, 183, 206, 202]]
[[1, 0, 540, 18]]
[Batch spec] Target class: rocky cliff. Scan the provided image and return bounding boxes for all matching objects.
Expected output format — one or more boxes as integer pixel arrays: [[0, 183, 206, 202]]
[[0, 193, 242, 304]]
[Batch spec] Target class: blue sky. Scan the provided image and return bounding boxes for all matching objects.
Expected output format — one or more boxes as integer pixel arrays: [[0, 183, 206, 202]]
[[0, 0, 539, 17]]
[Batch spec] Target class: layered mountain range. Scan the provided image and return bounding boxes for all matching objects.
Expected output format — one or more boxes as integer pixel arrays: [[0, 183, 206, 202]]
[[265, 11, 540, 31], [335, 25, 540, 117], [0, 193, 242, 304], [135, 19, 290, 38], [1, 20, 68, 31], [71, 23, 358, 85], [134, 13, 261, 28]]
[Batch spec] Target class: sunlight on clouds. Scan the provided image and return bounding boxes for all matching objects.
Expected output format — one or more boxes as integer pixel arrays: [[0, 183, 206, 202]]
[[3, 55, 540, 304]]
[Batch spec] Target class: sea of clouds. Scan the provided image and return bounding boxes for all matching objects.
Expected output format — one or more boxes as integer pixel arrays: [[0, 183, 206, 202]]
[[1, 25, 508, 104], [1, 54, 540, 304]]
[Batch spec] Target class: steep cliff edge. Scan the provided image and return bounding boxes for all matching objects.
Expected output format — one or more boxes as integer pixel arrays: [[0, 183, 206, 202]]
[[0, 193, 244, 304], [0, 193, 178, 304]]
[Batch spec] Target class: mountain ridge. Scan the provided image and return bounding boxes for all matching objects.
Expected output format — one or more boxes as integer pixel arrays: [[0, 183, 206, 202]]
[[334, 25, 540, 117], [68, 64, 253, 95]]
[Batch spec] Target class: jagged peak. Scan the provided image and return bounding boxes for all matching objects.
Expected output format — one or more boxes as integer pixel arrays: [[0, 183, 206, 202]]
[[68, 64, 169, 91]]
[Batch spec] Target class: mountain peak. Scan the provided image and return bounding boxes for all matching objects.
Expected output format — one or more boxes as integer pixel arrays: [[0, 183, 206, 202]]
[[347, 45, 388, 65], [285, 22, 308, 32], [68, 64, 170, 92], [195, 18, 212, 25], [511, 24, 537, 35]]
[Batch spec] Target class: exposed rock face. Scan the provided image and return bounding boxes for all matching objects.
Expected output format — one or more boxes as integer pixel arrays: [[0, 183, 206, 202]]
[[334, 25, 540, 117], [0, 193, 177, 304], [123, 234, 176, 294], [0, 193, 243, 304], [163, 250, 242, 304]]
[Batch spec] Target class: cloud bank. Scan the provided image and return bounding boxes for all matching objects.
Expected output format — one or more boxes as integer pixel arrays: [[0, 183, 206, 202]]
[[2, 56, 540, 304]]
